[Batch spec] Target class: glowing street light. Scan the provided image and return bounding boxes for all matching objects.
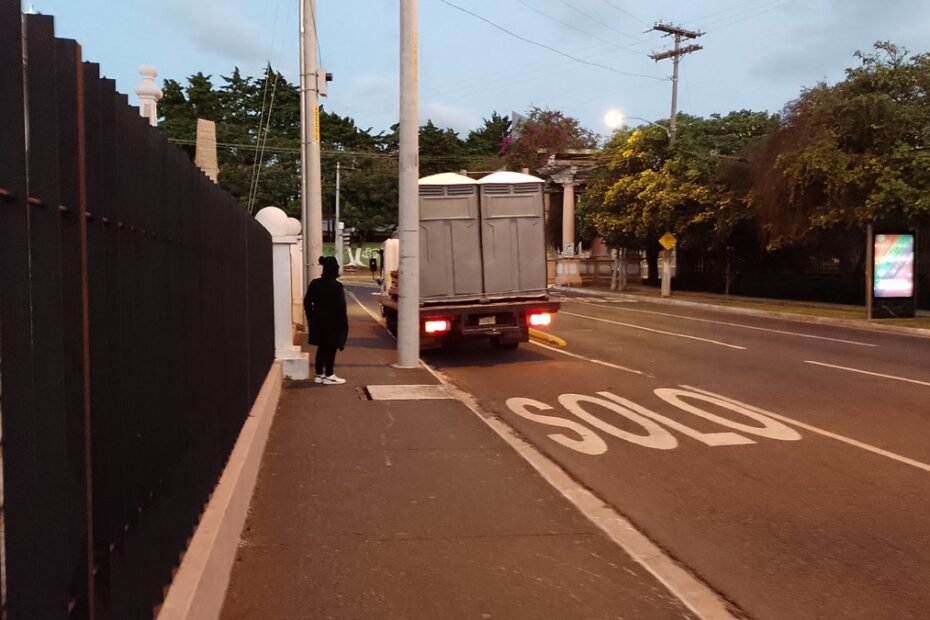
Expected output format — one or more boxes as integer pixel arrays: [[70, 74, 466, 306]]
[[603, 109, 671, 138]]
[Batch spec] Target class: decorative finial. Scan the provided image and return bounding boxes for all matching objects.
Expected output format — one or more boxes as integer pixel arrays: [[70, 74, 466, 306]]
[[134, 65, 163, 127]]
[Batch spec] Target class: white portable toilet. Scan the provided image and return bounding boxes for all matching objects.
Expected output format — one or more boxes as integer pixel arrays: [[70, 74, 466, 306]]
[[477, 171, 548, 299], [418, 172, 483, 302]]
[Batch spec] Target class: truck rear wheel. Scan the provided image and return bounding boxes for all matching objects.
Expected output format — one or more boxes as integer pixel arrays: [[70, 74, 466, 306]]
[[384, 307, 398, 336], [491, 336, 519, 350]]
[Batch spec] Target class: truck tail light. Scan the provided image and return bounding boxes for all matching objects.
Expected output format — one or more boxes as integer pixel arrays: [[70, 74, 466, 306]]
[[424, 319, 450, 334], [528, 312, 551, 327]]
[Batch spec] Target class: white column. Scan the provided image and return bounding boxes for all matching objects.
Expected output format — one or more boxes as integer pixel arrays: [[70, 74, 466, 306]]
[[553, 168, 582, 286], [256, 208, 310, 380], [287, 218, 305, 329], [562, 179, 575, 255]]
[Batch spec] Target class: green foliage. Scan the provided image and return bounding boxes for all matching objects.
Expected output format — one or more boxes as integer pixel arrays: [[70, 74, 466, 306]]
[[750, 42, 930, 248], [502, 106, 598, 171], [583, 111, 775, 251], [158, 66, 302, 215], [465, 112, 511, 171]]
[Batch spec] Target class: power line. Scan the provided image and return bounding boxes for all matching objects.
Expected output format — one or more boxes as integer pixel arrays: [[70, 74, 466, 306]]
[[518, 0, 645, 54], [555, 0, 649, 44], [437, 0, 665, 81], [598, 0, 652, 27]]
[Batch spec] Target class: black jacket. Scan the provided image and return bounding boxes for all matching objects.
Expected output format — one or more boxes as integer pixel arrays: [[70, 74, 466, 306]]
[[304, 269, 348, 349]]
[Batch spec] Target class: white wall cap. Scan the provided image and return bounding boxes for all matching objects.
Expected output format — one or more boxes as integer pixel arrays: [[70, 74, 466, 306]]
[[478, 171, 545, 185], [418, 172, 477, 186], [285, 217, 302, 236], [255, 206, 290, 237]]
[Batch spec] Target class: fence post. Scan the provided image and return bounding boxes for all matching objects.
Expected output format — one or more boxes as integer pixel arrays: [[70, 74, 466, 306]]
[[256, 207, 310, 380]]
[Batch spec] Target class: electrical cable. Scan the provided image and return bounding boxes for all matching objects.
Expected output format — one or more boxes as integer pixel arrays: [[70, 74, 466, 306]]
[[517, 0, 647, 54], [598, 0, 652, 28], [437, 0, 665, 81], [555, 0, 650, 44]]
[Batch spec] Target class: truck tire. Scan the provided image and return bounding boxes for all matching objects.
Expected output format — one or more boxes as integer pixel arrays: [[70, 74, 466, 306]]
[[384, 307, 398, 336], [491, 336, 519, 350]]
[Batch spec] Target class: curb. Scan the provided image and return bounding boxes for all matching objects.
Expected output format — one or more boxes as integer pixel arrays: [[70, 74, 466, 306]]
[[157, 363, 283, 620], [529, 327, 567, 347], [552, 286, 930, 339]]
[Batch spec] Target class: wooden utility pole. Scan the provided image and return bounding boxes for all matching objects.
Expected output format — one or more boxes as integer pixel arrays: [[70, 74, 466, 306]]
[[650, 23, 703, 144]]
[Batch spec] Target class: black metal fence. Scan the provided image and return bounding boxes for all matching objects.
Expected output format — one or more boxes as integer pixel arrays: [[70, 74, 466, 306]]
[[0, 6, 275, 618], [674, 229, 930, 310]]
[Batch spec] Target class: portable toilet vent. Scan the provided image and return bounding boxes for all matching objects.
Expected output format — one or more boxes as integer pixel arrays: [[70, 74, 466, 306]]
[[477, 171, 548, 299], [418, 173, 483, 303]]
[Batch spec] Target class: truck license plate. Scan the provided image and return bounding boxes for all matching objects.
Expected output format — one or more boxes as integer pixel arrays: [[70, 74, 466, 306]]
[[478, 315, 496, 326]]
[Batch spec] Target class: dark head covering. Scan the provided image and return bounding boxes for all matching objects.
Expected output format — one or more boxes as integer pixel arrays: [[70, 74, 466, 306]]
[[319, 255, 340, 278]]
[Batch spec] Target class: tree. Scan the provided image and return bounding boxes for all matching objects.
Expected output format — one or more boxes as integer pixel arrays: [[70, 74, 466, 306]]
[[418, 120, 467, 176], [465, 112, 511, 171], [582, 111, 775, 284], [750, 42, 930, 250], [158, 66, 303, 215], [502, 107, 598, 172]]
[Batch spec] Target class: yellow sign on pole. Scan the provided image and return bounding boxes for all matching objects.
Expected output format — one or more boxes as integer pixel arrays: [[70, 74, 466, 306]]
[[659, 232, 677, 251]]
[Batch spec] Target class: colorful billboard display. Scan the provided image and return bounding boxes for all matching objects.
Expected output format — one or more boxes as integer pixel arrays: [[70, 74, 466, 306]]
[[873, 233, 915, 299]]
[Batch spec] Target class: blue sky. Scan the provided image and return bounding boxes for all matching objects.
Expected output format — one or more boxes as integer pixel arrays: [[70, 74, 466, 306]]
[[28, 0, 930, 139]]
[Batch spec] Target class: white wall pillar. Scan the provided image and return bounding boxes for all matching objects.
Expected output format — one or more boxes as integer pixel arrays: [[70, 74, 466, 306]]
[[553, 167, 582, 286], [134, 65, 163, 127], [256, 208, 310, 380], [562, 180, 575, 255], [287, 218, 305, 329]]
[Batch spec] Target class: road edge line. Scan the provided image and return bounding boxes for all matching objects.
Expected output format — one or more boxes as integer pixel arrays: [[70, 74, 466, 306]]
[[423, 364, 740, 620]]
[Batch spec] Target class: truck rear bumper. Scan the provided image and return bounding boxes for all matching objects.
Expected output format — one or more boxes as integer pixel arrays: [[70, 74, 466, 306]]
[[381, 297, 560, 350]]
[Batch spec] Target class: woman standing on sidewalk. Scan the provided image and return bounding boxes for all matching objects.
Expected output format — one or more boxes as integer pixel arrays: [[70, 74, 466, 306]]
[[304, 256, 349, 385]]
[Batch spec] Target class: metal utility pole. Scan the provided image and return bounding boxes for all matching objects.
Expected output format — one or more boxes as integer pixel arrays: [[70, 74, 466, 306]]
[[397, 0, 420, 367], [335, 161, 342, 272], [650, 23, 703, 145], [299, 0, 325, 287]]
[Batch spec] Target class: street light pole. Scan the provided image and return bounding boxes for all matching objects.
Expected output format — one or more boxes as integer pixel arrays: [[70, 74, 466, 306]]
[[335, 161, 342, 272], [623, 116, 671, 138], [397, 0, 420, 367], [299, 0, 324, 287]]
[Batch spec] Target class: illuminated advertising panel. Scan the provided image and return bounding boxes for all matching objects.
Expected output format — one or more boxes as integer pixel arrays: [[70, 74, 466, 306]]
[[873, 233, 915, 298]]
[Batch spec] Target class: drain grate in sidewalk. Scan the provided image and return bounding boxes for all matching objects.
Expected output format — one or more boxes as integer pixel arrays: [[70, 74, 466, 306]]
[[364, 384, 452, 401]]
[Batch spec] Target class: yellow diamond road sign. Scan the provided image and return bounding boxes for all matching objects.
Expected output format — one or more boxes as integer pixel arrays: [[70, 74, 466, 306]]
[[659, 232, 677, 251]]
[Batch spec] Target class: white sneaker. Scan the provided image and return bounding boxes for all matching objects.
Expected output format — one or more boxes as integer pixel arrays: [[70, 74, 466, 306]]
[[322, 374, 346, 385], [314, 374, 325, 384]]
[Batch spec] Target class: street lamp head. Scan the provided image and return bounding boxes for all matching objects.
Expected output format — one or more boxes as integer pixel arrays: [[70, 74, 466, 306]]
[[603, 109, 671, 138]]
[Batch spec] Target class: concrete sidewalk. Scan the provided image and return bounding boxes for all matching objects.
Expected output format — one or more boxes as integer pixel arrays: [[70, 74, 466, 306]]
[[220, 299, 697, 619]]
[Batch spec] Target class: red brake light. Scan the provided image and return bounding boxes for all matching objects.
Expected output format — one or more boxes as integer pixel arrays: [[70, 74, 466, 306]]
[[424, 319, 450, 334], [528, 312, 551, 327]]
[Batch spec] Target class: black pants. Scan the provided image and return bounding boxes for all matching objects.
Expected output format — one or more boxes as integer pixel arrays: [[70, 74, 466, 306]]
[[315, 346, 337, 376]]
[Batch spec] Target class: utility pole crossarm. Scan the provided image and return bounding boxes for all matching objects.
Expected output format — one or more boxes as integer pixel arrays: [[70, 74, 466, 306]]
[[649, 22, 704, 145], [652, 23, 703, 39], [650, 44, 703, 62]]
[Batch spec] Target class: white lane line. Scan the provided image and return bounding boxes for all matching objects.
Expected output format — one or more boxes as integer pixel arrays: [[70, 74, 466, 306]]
[[576, 301, 877, 348], [561, 311, 747, 350], [804, 360, 930, 388], [681, 385, 930, 475], [530, 341, 644, 375], [423, 366, 737, 620], [348, 289, 387, 326]]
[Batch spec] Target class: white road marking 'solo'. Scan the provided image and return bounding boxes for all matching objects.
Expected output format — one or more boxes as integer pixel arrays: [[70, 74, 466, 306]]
[[681, 385, 930, 475]]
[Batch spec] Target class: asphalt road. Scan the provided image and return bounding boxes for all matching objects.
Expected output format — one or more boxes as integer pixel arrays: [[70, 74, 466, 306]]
[[349, 284, 930, 619]]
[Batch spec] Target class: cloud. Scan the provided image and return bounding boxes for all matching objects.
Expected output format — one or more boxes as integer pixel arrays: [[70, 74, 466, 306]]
[[420, 102, 481, 136], [161, 0, 267, 64]]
